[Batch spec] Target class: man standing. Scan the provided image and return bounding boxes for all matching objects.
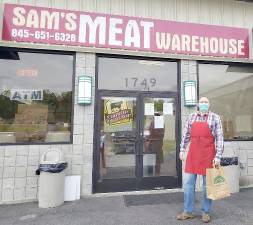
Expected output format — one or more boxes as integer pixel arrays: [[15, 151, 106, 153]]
[[177, 97, 224, 223]]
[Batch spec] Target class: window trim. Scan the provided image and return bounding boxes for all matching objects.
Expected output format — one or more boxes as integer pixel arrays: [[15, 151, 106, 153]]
[[0, 47, 75, 146], [197, 60, 253, 142]]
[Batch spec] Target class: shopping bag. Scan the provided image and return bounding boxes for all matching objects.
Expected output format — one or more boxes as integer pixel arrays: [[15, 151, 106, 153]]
[[206, 166, 230, 200]]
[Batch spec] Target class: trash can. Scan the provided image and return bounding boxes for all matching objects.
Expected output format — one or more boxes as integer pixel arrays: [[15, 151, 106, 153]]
[[221, 156, 239, 193], [36, 150, 67, 208]]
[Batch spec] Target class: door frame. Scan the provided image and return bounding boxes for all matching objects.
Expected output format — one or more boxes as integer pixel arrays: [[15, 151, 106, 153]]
[[93, 90, 181, 193], [94, 91, 140, 193], [138, 92, 180, 190], [92, 54, 182, 193]]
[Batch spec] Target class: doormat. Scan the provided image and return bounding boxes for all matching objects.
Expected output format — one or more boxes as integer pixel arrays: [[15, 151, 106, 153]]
[[124, 192, 185, 207]]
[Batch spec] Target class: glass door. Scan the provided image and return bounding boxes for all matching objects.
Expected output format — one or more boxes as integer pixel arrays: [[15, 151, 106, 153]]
[[139, 94, 180, 190], [94, 92, 180, 193], [95, 94, 140, 192]]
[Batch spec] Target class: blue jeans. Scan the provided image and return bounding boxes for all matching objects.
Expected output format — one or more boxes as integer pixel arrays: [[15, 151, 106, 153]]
[[183, 173, 212, 214]]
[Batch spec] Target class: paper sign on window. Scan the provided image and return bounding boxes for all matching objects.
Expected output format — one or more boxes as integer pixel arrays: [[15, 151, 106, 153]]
[[154, 116, 164, 129], [144, 103, 154, 115], [163, 103, 173, 115]]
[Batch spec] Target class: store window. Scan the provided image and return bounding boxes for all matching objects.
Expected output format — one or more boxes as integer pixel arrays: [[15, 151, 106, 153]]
[[98, 57, 178, 91], [199, 63, 253, 140], [0, 49, 74, 144]]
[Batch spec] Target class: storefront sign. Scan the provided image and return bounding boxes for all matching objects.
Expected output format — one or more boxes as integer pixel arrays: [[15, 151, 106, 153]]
[[2, 4, 250, 58]]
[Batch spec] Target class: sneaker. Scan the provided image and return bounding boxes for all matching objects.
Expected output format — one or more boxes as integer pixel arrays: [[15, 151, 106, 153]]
[[176, 212, 195, 220], [202, 213, 211, 223]]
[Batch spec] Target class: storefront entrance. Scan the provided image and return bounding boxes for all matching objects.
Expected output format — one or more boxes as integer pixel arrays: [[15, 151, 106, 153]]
[[94, 91, 181, 192]]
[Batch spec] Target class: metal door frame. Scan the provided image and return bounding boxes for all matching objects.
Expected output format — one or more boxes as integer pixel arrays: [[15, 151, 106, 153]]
[[138, 92, 180, 190], [94, 90, 142, 193], [93, 90, 181, 193]]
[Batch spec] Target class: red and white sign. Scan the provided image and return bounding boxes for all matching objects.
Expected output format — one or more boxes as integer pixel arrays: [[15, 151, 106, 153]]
[[2, 4, 250, 58]]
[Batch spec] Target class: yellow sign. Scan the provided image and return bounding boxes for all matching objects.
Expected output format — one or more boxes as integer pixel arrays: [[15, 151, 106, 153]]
[[104, 99, 133, 132]]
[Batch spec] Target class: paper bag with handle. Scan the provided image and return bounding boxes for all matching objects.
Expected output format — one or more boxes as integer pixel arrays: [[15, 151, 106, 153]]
[[206, 165, 230, 200]]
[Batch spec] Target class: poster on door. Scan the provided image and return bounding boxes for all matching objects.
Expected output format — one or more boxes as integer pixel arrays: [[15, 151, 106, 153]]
[[104, 99, 134, 132]]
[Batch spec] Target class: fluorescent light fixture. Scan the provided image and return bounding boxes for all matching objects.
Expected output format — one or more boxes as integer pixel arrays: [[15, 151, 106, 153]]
[[183, 81, 197, 106], [78, 76, 92, 105]]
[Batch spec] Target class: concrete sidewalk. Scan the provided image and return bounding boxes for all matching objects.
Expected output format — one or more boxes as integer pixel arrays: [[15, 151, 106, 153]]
[[0, 188, 252, 225]]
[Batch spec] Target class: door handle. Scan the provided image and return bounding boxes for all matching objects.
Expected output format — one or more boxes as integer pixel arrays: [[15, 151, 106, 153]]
[[134, 138, 144, 156]]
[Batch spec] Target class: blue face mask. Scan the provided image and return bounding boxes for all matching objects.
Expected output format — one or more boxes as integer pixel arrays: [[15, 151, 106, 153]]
[[199, 103, 209, 113]]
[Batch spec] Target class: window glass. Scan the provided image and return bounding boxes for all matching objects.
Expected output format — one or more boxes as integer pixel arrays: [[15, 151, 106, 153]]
[[199, 63, 253, 140], [0, 50, 73, 144], [98, 57, 177, 91]]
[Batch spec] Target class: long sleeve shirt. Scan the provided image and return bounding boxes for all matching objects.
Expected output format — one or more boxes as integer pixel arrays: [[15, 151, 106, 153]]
[[180, 111, 224, 160]]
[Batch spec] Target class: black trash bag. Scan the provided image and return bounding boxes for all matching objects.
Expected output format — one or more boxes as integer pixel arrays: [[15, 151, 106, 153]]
[[36, 162, 68, 175], [220, 157, 238, 166]]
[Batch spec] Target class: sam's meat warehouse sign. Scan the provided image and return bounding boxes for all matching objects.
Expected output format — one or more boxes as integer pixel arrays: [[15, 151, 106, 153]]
[[2, 4, 250, 58]]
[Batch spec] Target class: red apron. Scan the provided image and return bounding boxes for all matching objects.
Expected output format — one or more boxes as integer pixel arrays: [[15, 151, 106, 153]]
[[185, 115, 215, 175]]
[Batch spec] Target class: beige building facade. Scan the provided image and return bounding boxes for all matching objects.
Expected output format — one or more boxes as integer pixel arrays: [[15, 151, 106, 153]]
[[0, 0, 253, 203]]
